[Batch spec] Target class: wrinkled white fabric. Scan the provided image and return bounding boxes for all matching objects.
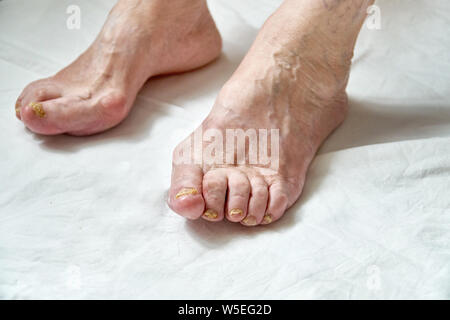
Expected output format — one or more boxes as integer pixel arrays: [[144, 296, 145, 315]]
[[0, 0, 449, 299]]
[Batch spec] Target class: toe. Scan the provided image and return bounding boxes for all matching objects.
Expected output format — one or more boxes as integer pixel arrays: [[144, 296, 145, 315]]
[[20, 100, 63, 135], [15, 97, 23, 120], [225, 169, 250, 222], [202, 169, 227, 222], [17, 81, 62, 120], [23, 85, 62, 106], [241, 175, 268, 227], [20, 97, 81, 135], [20, 91, 127, 136], [169, 164, 205, 220], [263, 181, 289, 225], [15, 91, 26, 120]]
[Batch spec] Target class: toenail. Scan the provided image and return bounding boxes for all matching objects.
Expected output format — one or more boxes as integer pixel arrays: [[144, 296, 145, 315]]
[[229, 208, 243, 217], [203, 209, 218, 220], [175, 188, 198, 199], [262, 214, 273, 225], [30, 102, 45, 118], [242, 215, 257, 226], [15, 101, 21, 115]]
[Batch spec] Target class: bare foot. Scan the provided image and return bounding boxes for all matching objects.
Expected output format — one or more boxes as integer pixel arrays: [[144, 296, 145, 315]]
[[15, 0, 221, 136], [168, 0, 373, 226]]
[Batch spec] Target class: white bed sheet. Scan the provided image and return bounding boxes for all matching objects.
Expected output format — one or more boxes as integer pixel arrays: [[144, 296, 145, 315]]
[[0, 0, 449, 299]]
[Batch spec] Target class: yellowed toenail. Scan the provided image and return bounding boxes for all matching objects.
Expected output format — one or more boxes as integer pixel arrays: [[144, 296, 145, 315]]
[[175, 188, 198, 199], [229, 208, 243, 217], [30, 102, 45, 118], [203, 209, 218, 219], [262, 214, 273, 224], [242, 216, 257, 226], [15, 107, 20, 115]]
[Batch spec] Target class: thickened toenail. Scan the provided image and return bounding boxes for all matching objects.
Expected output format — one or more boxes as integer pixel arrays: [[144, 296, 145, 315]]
[[262, 214, 273, 224], [15, 101, 21, 115], [242, 216, 257, 226], [175, 188, 198, 199], [30, 102, 45, 118], [203, 209, 218, 219], [229, 208, 243, 217]]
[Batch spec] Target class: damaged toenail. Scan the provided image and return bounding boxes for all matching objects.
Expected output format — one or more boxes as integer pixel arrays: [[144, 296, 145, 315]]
[[203, 209, 218, 219], [229, 208, 243, 217], [30, 102, 45, 118], [262, 214, 273, 224], [175, 188, 198, 199], [15, 101, 21, 115], [242, 216, 257, 226]]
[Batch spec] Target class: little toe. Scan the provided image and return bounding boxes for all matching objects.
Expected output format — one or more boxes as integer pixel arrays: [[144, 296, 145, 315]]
[[15, 98, 23, 120], [225, 169, 250, 222], [241, 176, 268, 227], [169, 164, 205, 220], [202, 169, 227, 222], [15, 92, 25, 119]]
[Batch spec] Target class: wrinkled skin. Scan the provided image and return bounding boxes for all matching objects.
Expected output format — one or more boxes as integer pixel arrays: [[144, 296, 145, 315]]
[[169, 0, 374, 226]]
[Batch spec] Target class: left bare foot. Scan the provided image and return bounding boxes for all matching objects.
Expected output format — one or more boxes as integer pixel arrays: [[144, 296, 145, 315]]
[[168, 0, 373, 226]]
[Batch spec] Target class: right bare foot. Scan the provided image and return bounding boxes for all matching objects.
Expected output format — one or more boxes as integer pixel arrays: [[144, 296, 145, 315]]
[[168, 0, 373, 226], [15, 0, 221, 136]]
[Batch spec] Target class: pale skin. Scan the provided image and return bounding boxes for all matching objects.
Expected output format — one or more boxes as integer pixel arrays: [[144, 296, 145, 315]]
[[16, 0, 374, 226]]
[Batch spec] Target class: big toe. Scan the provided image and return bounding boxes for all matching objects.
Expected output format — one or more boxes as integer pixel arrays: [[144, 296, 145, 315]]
[[19, 91, 127, 136], [16, 81, 61, 120], [169, 164, 205, 220]]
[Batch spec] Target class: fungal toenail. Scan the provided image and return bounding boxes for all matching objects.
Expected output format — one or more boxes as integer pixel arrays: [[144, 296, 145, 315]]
[[30, 102, 45, 118], [262, 214, 273, 224], [229, 208, 243, 217], [15, 107, 20, 115], [203, 209, 218, 219], [242, 216, 257, 226], [175, 187, 198, 199]]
